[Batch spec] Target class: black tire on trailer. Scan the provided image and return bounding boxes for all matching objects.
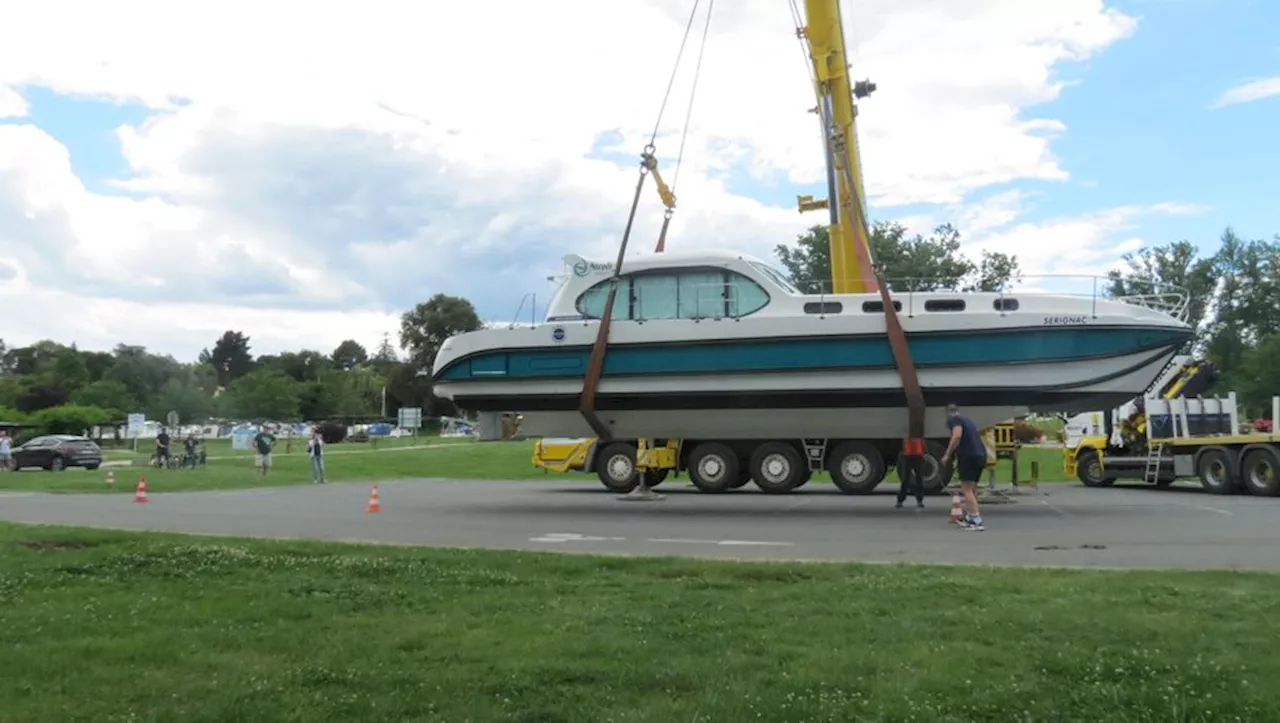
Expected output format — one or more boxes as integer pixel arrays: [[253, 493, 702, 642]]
[[687, 442, 740, 493], [793, 467, 813, 489], [749, 442, 806, 494], [1239, 446, 1280, 497], [643, 469, 669, 487], [827, 441, 886, 495], [1195, 446, 1237, 495], [1075, 449, 1116, 488], [594, 442, 639, 493], [917, 440, 950, 495], [729, 467, 751, 489]]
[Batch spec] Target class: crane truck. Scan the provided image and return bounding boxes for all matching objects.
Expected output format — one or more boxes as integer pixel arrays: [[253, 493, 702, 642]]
[[1063, 356, 1280, 496]]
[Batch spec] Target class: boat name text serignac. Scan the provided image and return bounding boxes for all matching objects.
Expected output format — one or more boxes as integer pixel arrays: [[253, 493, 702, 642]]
[[1042, 315, 1088, 326]]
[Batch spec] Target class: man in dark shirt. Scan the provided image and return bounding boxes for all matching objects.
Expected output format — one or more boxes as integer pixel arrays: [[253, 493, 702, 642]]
[[155, 429, 171, 468], [940, 404, 987, 531]]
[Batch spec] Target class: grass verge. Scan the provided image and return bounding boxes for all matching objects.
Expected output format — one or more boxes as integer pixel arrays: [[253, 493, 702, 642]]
[[0, 521, 1275, 722]]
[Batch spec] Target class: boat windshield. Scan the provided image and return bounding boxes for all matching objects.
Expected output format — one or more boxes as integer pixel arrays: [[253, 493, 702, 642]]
[[748, 261, 800, 294]]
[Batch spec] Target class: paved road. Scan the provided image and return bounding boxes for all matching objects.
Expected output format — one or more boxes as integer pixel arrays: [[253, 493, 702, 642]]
[[0, 479, 1276, 571]]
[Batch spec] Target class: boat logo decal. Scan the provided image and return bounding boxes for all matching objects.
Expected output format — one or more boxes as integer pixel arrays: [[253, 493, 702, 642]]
[[552, 326, 566, 343], [572, 260, 614, 277], [1042, 315, 1088, 326]]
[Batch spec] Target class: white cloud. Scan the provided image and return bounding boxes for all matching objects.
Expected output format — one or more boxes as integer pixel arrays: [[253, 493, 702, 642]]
[[0, 86, 27, 119], [1211, 77, 1280, 109], [0, 0, 1156, 359]]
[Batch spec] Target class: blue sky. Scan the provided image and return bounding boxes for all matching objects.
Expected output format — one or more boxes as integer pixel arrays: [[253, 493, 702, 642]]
[[0, 0, 1277, 359]]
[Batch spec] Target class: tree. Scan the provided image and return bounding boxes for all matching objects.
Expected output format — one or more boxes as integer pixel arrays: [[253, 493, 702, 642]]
[[31, 404, 113, 436], [399, 295, 483, 371], [331, 340, 369, 371], [72, 380, 137, 415], [224, 369, 302, 421], [773, 222, 1021, 293], [1106, 239, 1219, 338], [206, 331, 255, 387]]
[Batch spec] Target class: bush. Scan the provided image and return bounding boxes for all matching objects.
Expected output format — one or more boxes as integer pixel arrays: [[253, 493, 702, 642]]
[[31, 404, 113, 436], [314, 421, 348, 444], [1011, 419, 1044, 444]]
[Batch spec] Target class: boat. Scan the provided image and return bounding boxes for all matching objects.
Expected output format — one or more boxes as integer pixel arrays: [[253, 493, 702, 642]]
[[430, 248, 1196, 440]]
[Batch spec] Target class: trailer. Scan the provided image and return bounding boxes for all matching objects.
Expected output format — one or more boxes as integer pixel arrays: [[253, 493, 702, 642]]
[[1065, 391, 1280, 496], [531, 423, 1018, 495]]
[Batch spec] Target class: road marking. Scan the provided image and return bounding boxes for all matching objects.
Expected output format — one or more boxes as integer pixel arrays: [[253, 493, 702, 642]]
[[1171, 501, 1233, 516], [529, 532, 626, 543], [648, 538, 794, 547]]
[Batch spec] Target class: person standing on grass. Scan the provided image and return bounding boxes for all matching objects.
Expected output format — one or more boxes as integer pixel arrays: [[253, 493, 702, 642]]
[[307, 429, 326, 484], [940, 403, 987, 531], [253, 425, 277, 479], [0, 430, 11, 472]]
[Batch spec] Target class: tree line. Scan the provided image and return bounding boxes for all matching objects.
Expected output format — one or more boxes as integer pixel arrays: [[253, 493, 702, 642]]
[[2, 221, 1278, 438], [0, 293, 484, 436]]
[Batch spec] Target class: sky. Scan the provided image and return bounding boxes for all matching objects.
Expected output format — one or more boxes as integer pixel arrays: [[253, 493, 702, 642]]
[[0, 0, 1276, 363]]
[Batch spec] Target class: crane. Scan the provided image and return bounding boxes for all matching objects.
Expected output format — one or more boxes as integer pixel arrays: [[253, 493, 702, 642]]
[[576, 0, 929, 492]]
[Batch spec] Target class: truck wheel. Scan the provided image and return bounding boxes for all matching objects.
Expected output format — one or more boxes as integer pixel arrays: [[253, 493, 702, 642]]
[[729, 468, 751, 489], [1075, 450, 1115, 487], [1239, 447, 1280, 497], [1195, 447, 1237, 495], [749, 442, 805, 494], [595, 442, 639, 493], [827, 441, 885, 494], [687, 442, 739, 493], [793, 467, 813, 489]]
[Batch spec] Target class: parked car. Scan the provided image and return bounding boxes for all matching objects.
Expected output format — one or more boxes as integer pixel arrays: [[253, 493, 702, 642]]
[[12, 435, 104, 472]]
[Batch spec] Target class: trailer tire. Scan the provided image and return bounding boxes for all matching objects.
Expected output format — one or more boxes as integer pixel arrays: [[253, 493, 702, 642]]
[[687, 442, 740, 493], [827, 441, 886, 494], [1239, 446, 1280, 497], [595, 442, 640, 493], [1195, 446, 1237, 495], [793, 467, 813, 489], [1075, 450, 1115, 488], [730, 468, 751, 489], [906, 440, 949, 495], [749, 442, 806, 494]]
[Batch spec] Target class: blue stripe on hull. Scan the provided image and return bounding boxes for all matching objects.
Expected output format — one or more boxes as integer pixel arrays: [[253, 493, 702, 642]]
[[439, 326, 1192, 381]]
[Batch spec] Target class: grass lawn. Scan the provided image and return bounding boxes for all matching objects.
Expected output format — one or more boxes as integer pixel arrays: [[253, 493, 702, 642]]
[[0, 440, 1075, 494], [0, 521, 1276, 722]]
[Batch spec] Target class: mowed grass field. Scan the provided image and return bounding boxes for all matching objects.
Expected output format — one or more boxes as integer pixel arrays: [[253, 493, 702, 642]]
[[0, 437, 1074, 494], [0, 521, 1277, 722]]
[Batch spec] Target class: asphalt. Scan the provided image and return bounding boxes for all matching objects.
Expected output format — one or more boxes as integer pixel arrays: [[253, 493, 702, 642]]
[[0, 479, 1277, 571]]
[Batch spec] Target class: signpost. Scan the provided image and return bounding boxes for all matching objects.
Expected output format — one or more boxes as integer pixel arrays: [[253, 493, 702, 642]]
[[127, 413, 145, 453], [398, 407, 422, 436]]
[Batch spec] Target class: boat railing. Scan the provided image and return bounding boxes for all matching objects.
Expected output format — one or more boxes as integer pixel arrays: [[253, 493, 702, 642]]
[[507, 292, 538, 328], [792, 274, 1192, 322]]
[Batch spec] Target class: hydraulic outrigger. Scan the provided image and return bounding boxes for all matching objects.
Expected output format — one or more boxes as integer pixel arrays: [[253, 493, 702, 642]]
[[575, 0, 928, 495]]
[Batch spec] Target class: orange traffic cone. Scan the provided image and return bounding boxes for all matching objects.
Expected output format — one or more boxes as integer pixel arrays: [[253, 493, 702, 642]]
[[134, 477, 149, 504], [949, 492, 963, 524], [366, 485, 381, 514]]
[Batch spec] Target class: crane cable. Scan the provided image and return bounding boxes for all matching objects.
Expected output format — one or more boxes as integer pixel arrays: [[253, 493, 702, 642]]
[[654, 0, 714, 252], [576, 0, 714, 440]]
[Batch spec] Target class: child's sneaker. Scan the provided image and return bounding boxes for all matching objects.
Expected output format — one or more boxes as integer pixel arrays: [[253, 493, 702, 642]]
[[964, 515, 986, 531]]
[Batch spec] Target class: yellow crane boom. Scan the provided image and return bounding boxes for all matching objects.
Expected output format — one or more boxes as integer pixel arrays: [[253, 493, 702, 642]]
[[796, 0, 880, 295]]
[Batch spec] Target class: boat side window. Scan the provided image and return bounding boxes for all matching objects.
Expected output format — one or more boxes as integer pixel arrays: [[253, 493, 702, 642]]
[[677, 272, 725, 319], [862, 300, 902, 313], [725, 271, 770, 317], [633, 273, 679, 320], [993, 298, 1019, 312], [575, 278, 633, 320], [924, 299, 966, 312]]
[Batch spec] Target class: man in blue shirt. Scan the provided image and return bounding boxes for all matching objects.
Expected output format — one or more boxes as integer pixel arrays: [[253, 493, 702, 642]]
[[940, 404, 987, 531]]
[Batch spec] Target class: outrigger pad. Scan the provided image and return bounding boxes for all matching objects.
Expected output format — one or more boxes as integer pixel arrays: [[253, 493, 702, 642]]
[[617, 486, 665, 502]]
